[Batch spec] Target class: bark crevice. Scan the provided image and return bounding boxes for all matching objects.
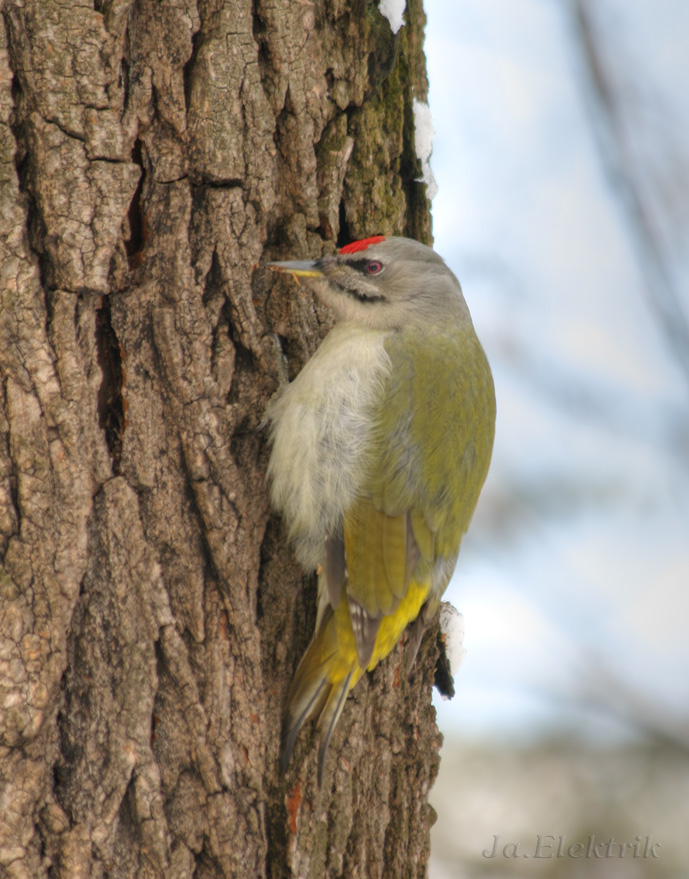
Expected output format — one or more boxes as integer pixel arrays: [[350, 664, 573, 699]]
[[95, 296, 126, 473]]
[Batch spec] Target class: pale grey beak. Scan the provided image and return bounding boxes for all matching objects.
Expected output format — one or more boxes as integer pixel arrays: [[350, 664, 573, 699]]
[[266, 259, 324, 278]]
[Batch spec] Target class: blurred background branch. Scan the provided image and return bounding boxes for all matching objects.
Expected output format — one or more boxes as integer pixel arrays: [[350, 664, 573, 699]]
[[571, 0, 689, 388]]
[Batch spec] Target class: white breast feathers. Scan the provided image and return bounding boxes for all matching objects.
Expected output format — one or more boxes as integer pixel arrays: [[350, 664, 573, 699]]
[[265, 323, 392, 570]]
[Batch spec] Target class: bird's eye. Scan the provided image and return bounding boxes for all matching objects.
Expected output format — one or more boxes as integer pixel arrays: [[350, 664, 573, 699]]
[[366, 261, 383, 274]]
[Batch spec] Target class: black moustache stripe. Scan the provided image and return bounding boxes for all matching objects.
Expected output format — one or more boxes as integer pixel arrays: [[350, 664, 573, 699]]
[[334, 282, 386, 304]]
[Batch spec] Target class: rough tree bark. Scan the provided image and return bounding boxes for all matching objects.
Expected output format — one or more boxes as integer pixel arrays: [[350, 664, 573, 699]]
[[0, 1, 441, 877]]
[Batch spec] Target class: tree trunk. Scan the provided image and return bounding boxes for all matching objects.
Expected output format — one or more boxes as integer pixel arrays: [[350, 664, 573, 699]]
[[0, 1, 440, 877]]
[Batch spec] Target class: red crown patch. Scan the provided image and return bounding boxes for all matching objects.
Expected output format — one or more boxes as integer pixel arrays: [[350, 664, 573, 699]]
[[339, 235, 386, 255]]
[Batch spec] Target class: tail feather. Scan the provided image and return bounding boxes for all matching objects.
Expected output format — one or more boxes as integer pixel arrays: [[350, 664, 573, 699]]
[[316, 668, 354, 786], [280, 575, 433, 782], [280, 606, 361, 784], [280, 674, 328, 776]]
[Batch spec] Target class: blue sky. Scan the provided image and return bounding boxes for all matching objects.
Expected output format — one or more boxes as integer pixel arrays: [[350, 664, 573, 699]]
[[423, 0, 689, 742]]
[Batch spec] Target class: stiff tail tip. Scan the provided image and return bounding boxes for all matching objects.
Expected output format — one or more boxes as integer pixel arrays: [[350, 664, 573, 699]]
[[280, 667, 355, 787]]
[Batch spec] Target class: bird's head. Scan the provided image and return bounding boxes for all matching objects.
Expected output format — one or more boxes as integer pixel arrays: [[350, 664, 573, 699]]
[[267, 236, 471, 331]]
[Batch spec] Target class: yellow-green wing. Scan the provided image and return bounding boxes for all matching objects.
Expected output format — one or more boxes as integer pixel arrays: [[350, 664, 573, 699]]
[[342, 324, 495, 669], [343, 497, 435, 667]]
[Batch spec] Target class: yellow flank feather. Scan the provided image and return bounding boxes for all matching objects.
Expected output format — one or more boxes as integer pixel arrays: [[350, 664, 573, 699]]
[[365, 579, 430, 667]]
